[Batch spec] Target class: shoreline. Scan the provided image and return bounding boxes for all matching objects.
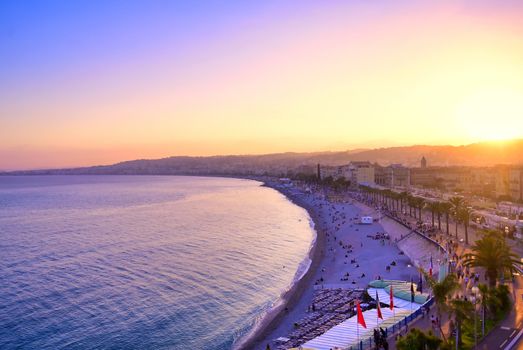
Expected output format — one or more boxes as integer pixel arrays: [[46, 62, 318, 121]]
[[237, 181, 447, 350], [234, 182, 327, 350]]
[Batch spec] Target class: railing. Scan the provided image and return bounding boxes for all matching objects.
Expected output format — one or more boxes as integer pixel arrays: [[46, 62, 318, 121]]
[[384, 212, 448, 255], [344, 298, 435, 350], [395, 229, 416, 243]]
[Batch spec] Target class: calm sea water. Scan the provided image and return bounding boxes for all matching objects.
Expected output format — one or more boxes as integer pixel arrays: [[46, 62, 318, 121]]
[[0, 176, 315, 349]]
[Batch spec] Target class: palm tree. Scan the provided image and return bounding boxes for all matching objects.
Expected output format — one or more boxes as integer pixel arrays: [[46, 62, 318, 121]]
[[462, 230, 520, 288], [423, 271, 459, 343], [449, 299, 474, 347], [477, 283, 490, 333], [427, 201, 439, 228], [383, 189, 393, 210], [407, 195, 416, 217], [435, 202, 442, 231], [449, 196, 465, 239], [416, 197, 425, 222], [439, 202, 452, 235], [399, 191, 408, 214], [458, 207, 473, 244], [391, 191, 400, 213]]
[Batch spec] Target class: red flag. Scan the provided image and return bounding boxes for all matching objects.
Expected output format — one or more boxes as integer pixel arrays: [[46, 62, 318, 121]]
[[356, 300, 367, 328], [375, 291, 383, 320], [389, 285, 394, 310]]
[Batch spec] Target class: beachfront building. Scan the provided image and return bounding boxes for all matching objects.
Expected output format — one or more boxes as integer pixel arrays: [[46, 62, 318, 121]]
[[318, 165, 338, 179], [469, 167, 496, 197], [348, 161, 375, 186], [409, 167, 435, 188], [509, 167, 523, 202], [410, 166, 480, 193], [319, 164, 351, 180], [495, 165, 511, 199], [435, 167, 473, 192], [375, 164, 410, 188]]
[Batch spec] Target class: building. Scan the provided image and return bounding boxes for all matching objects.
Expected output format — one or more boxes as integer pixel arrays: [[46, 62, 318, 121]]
[[375, 164, 410, 188], [495, 165, 511, 199], [374, 165, 389, 186], [468, 167, 496, 197], [410, 167, 475, 192], [421, 156, 427, 169], [509, 167, 523, 202], [348, 161, 375, 186], [435, 167, 473, 192], [318, 165, 347, 180], [318, 165, 340, 180], [409, 167, 435, 187]]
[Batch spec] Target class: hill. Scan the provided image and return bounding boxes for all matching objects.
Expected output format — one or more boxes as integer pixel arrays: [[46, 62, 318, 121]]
[[4, 139, 523, 176]]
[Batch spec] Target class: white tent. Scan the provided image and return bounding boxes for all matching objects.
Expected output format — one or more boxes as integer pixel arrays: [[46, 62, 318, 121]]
[[302, 308, 410, 350]]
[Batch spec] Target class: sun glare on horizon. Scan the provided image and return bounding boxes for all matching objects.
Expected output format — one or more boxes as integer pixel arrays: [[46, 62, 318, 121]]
[[455, 88, 523, 143]]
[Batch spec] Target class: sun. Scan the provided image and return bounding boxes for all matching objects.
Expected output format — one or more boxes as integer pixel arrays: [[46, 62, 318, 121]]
[[455, 88, 523, 142]]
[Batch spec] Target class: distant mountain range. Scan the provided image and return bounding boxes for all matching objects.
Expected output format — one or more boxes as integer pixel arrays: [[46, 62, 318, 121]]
[[4, 139, 523, 176]]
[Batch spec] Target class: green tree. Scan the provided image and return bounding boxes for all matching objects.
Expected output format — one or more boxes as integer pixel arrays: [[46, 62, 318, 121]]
[[435, 202, 442, 231], [396, 328, 442, 350], [413, 197, 425, 221], [427, 201, 439, 228], [439, 202, 452, 235], [424, 272, 460, 343], [458, 207, 473, 244], [462, 230, 520, 288], [333, 177, 349, 192], [490, 284, 511, 316], [449, 196, 465, 239], [322, 176, 334, 186], [449, 299, 474, 348], [399, 191, 409, 214], [407, 195, 417, 217]]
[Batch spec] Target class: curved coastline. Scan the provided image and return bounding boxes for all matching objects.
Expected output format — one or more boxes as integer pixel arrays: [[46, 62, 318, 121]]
[[233, 182, 326, 350]]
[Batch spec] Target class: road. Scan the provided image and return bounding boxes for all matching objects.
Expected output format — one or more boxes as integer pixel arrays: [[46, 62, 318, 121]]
[[506, 330, 523, 349], [477, 275, 523, 350]]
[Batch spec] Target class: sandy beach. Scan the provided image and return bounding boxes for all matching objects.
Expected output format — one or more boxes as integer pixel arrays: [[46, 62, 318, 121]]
[[236, 182, 434, 350]]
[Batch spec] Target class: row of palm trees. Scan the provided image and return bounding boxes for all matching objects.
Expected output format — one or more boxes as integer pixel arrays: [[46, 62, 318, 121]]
[[359, 185, 475, 244], [420, 229, 520, 348]]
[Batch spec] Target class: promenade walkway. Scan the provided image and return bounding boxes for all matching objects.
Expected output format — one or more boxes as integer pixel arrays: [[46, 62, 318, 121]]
[[371, 200, 523, 350]]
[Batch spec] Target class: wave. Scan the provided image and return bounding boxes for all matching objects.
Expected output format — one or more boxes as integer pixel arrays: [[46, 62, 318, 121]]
[[232, 202, 318, 350]]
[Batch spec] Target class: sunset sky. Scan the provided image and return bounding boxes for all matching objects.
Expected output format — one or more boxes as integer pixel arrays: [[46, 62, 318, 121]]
[[2, 0, 523, 170]]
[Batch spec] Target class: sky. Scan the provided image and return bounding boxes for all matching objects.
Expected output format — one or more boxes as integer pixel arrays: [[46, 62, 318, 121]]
[[1, 0, 523, 170]]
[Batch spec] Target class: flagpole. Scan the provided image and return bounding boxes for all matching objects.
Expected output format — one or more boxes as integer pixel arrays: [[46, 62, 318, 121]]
[[410, 277, 414, 313], [357, 321, 359, 345], [375, 291, 378, 330], [390, 285, 395, 324], [393, 306, 395, 323]]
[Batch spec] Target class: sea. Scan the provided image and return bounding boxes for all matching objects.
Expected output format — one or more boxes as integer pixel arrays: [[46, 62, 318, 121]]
[[0, 175, 316, 349]]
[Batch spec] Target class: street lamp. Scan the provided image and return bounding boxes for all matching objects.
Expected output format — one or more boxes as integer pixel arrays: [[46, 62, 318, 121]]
[[471, 286, 480, 349]]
